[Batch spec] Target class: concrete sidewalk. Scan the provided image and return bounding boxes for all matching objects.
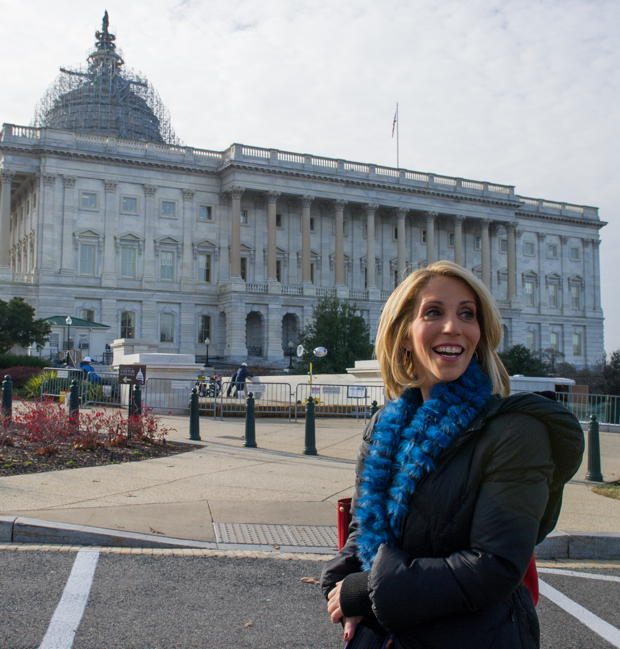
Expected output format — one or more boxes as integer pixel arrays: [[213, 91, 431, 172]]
[[1, 415, 619, 558]]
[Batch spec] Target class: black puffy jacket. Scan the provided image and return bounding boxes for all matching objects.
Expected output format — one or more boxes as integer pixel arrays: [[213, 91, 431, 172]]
[[320, 393, 584, 649]]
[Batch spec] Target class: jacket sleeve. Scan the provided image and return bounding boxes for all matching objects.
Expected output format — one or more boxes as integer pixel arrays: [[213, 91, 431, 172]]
[[367, 413, 554, 632]]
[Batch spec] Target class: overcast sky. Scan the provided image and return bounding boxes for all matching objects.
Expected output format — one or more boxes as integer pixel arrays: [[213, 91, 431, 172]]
[[1, 0, 618, 354]]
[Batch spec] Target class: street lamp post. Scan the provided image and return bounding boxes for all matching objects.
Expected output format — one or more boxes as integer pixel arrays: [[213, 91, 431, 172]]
[[204, 336, 210, 367], [65, 315, 73, 352], [287, 341, 294, 370]]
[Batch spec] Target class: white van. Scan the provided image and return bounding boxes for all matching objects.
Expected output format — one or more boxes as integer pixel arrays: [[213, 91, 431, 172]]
[[509, 375, 575, 394]]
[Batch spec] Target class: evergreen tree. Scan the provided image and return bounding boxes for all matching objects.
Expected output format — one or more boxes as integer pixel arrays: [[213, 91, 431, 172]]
[[0, 298, 51, 354], [499, 344, 548, 376], [297, 297, 373, 374]]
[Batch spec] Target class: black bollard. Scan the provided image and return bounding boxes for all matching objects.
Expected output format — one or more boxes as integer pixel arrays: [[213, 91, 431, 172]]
[[586, 414, 603, 482], [132, 383, 142, 416], [189, 387, 201, 441], [370, 400, 379, 417], [1, 374, 12, 424], [128, 383, 142, 439], [244, 392, 257, 448], [304, 396, 317, 456], [68, 379, 80, 429]]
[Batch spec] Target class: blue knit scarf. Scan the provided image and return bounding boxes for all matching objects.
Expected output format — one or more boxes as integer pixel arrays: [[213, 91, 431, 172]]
[[354, 360, 492, 570]]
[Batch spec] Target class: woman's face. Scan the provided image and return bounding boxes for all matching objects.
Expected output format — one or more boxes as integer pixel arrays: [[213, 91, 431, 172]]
[[405, 275, 481, 400]]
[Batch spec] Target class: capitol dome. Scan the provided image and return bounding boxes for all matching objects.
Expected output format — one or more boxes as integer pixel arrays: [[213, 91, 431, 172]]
[[34, 12, 178, 145]]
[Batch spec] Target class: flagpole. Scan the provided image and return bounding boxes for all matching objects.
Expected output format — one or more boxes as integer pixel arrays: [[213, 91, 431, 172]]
[[396, 102, 400, 169]]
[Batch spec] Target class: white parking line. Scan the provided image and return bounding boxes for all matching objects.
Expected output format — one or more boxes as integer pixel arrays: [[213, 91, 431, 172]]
[[539, 568, 620, 583], [539, 579, 620, 648], [39, 550, 100, 649]]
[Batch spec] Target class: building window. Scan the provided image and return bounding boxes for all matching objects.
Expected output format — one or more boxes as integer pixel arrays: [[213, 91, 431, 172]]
[[550, 329, 560, 353], [523, 241, 535, 257], [120, 246, 138, 278], [276, 213, 282, 228], [523, 278, 536, 307], [198, 315, 211, 343], [80, 191, 98, 210], [160, 251, 175, 281], [548, 282, 560, 308], [120, 311, 135, 339], [448, 232, 455, 248], [310, 262, 316, 284], [121, 196, 138, 214], [79, 243, 96, 276], [393, 226, 398, 240], [569, 246, 581, 261], [546, 243, 559, 259], [526, 326, 538, 352], [276, 259, 282, 282], [474, 236, 481, 251], [160, 313, 175, 343], [240, 209, 249, 225], [199, 254, 212, 282], [198, 205, 213, 221], [572, 329, 583, 356], [310, 217, 316, 231], [161, 200, 177, 218], [81, 309, 95, 322], [421, 230, 427, 244], [240, 257, 248, 280], [499, 239, 508, 253], [570, 283, 582, 309]]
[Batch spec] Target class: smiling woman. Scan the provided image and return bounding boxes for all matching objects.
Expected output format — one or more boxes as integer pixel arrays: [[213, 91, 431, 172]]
[[320, 260, 585, 649]]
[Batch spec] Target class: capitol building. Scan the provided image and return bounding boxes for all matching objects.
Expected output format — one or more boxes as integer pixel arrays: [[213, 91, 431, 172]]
[[0, 15, 605, 368]]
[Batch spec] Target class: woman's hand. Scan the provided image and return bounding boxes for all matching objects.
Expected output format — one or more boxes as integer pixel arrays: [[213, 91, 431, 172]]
[[327, 581, 363, 641]]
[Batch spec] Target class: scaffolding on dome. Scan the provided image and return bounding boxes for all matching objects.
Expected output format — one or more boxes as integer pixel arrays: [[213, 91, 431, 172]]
[[33, 11, 179, 146]]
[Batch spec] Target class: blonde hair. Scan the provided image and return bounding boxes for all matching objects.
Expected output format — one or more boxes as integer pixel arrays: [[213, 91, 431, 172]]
[[375, 260, 510, 399]]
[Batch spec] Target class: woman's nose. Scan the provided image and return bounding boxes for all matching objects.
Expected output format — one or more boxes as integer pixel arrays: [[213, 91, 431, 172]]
[[442, 314, 461, 334]]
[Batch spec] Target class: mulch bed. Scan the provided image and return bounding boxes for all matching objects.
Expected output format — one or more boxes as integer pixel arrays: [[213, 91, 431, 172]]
[[0, 438, 197, 477]]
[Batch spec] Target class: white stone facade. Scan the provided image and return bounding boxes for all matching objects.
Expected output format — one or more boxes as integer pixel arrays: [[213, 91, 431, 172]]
[[0, 124, 605, 367]]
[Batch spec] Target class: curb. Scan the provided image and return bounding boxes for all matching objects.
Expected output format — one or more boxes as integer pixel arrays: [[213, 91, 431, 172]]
[[2, 515, 620, 559]]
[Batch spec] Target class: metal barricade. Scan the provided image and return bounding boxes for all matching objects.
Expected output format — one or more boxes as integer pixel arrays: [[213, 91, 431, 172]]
[[217, 381, 293, 419], [40, 367, 85, 402], [82, 371, 122, 408], [555, 391, 620, 425], [144, 377, 197, 414], [294, 383, 386, 420]]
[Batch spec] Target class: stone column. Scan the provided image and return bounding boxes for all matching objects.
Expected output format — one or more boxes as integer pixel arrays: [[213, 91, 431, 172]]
[[267, 191, 279, 282], [560, 235, 568, 316], [426, 212, 437, 263], [38, 174, 56, 272], [181, 190, 195, 288], [0, 171, 13, 267], [335, 200, 345, 285], [507, 222, 517, 302], [366, 203, 378, 289], [454, 215, 465, 267], [102, 181, 117, 285], [536, 233, 545, 313], [592, 238, 602, 311], [143, 185, 157, 282], [584, 239, 594, 312], [397, 208, 407, 280], [230, 186, 243, 279], [301, 195, 313, 283], [480, 219, 491, 288], [61, 176, 76, 274]]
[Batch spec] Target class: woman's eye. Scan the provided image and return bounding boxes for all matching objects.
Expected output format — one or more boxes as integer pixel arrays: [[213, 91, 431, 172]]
[[460, 310, 476, 320], [424, 308, 441, 318]]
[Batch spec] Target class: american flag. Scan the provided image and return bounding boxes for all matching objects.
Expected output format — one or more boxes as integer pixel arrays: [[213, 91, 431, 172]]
[[392, 103, 398, 137]]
